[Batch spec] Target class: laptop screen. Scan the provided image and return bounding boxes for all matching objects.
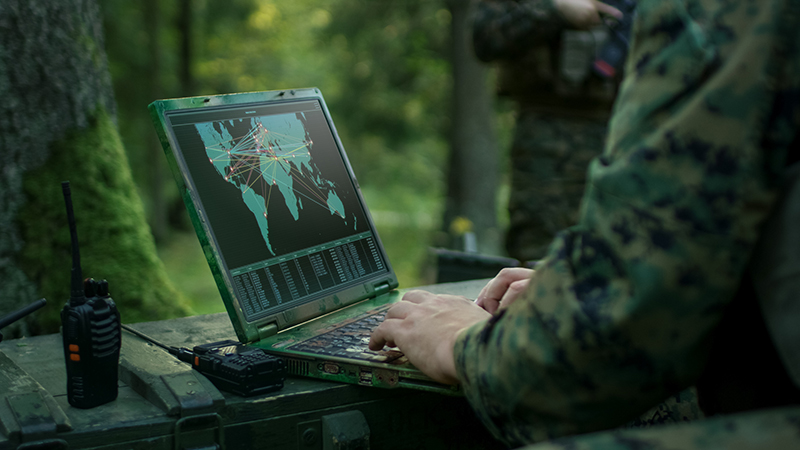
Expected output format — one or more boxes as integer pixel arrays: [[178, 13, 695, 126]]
[[163, 98, 390, 322]]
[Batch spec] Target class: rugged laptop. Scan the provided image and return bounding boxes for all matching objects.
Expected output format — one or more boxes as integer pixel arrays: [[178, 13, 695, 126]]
[[149, 88, 458, 394]]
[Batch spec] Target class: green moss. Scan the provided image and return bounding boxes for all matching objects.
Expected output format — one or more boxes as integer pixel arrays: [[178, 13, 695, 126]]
[[18, 108, 191, 332]]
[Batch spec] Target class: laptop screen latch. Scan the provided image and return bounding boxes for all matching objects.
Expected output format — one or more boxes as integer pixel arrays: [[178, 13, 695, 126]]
[[373, 281, 391, 296], [257, 322, 279, 340]]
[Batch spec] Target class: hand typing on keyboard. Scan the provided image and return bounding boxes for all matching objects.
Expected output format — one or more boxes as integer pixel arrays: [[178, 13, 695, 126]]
[[288, 305, 403, 362], [369, 290, 491, 385]]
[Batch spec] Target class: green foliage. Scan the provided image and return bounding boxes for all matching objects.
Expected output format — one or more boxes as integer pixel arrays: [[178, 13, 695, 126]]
[[192, 0, 455, 288], [157, 231, 219, 315], [101, 0, 509, 311], [18, 110, 192, 332], [189, 0, 453, 196]]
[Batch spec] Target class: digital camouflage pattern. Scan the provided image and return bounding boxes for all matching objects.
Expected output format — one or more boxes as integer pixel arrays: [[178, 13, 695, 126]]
[[624, 386, 703, 429], [473, 0, 565, 64], [524, 406, 800, 450], [473, 0, 619, 262], [505, 112, 607, 262], [457, 0, 800, 447]]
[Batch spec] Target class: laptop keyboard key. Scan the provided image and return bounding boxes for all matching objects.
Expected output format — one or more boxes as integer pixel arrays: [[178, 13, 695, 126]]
[[287, 304, 403, 362]]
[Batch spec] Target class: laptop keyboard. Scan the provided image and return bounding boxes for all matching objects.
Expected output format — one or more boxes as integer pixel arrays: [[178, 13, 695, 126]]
[[287, 304, 404, 363]]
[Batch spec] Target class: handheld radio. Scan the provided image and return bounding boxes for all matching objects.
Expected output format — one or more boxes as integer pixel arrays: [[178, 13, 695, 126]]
[[61, 181, 122, 409]]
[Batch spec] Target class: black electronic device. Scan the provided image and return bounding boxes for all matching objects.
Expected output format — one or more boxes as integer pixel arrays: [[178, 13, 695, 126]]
[[189, 339, 286, 396], [60, 181, 122, 409], [0, 298, 47, 343], [121, 325, 286, 396], [593, 0, 636, 79]]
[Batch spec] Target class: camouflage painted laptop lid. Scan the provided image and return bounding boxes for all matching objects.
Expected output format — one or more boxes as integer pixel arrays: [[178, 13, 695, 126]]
[[148, 88, 399, 344]]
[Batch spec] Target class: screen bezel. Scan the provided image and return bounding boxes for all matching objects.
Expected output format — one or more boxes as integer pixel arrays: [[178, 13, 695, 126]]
[[148, 89, 398, 343]]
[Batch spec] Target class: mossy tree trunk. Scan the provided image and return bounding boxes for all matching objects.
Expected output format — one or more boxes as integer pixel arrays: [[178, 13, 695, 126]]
[[0, 0, 190, 336]]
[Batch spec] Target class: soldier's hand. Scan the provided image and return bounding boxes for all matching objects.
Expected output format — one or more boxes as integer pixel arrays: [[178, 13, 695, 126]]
[[555, 0, 623, 29], [369, 290, 490, 385], [475, 267, 534, 314]]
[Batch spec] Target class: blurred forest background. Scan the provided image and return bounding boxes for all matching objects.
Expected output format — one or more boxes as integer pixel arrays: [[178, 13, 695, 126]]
[[100, 0, 514, 315]]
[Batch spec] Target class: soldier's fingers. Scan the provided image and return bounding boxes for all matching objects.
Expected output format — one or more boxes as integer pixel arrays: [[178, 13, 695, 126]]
[[480, 300, 500, 314], [476, 281, 497, 311], [477, 268, 534, 306], [594, 0, 623, 19], [475, 274, 504, 305], [400, 289, 434, 305], [384, 300, 414, 321], [499, 267, 534, 282], [369, 320, 398, 350], [476, 284, 490, 303], [476, 281, 501, 313], [498, 278, 531, 310], [476, 284, 506, 313]]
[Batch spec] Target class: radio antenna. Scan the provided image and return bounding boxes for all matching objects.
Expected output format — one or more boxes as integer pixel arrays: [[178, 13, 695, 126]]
[[62, 181, 85, 304]]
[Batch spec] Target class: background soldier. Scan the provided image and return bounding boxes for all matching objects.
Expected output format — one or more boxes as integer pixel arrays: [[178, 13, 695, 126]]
[[472, 0, 630, 262]]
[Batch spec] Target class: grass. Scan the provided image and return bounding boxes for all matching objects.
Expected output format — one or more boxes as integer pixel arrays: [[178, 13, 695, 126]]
[[157, 231, 223, 316]]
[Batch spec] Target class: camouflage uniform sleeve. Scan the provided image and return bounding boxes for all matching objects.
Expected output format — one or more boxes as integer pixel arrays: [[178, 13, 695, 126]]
[[472, 0, 566, 62], [455, 0, 800, 447]]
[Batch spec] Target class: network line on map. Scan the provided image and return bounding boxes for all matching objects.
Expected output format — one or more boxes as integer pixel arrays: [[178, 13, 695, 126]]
[[203, 121, 343, 220]]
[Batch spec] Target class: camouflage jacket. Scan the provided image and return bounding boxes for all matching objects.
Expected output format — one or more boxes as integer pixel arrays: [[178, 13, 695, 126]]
[[472, 0, 565, 62], [472, 0, 619, 117], [455, 0, 800, 446]]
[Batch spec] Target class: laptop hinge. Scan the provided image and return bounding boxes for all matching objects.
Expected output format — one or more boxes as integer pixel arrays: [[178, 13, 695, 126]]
[[373, 281, 391, 296], [257, 322, 279, 341]]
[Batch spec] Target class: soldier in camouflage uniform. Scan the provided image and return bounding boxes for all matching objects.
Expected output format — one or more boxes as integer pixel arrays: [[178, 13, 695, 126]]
[[371, 0, 800, 448], [473, 0, 625, 262]]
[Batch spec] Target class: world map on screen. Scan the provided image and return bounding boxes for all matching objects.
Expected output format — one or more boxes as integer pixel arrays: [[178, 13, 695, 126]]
[[195, 113, 348, 256]]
